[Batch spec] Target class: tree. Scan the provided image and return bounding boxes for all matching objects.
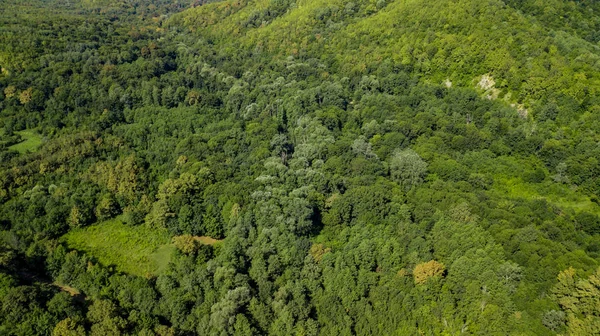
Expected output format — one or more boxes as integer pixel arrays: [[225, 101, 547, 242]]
[[575, 212, 600, 235], [19, 87, 33, 104], [413, 260, 445, 284], [553, 162, 570, 184], [293, 117, 335, 163], [4, 85, 16, 98], [95, 194, 119, 221], [210, 287, 251, 333], [541, 310, 566, 332], [172, 234, 200, 254], [351, 136, 377, 158], [389, 148, 427, 190], [497, 261, 523, 292], [52, 318, 85, 336], [67, 205, 92, 229], [553, 267, 600, 335], [87, 300, 127, 336]]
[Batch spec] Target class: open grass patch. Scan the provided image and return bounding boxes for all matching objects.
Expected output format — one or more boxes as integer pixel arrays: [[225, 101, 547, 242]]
[[192, 236, 223, 245], [62, 218, 176, 277], [469, 154, 600, 216], [493, 177, 600, 216], [9, 130, 43, 153]]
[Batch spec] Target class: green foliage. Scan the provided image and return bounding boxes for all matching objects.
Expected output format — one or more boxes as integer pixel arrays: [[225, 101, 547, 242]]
[[553, 267, 600, 335], [62, 219, 175, 277], [389, 148, 427, 190], [8, 130, 43, 154], [1, 0, 600, 334]]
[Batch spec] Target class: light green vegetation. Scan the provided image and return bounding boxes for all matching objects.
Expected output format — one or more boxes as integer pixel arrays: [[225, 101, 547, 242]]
[[8, 130, 43, 153], [62, 218, 176, 277], [479, 155, 600, 216], [192, 235, 223, 245], [495, 178, 600, 216]]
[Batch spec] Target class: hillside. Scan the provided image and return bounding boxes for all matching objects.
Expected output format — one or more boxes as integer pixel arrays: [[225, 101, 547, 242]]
[[1, 0, 600, 335]]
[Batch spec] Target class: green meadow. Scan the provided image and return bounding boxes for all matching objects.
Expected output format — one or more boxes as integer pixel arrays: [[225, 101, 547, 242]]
[[62, 218, 176, 277], [9, 130, 43, 153]]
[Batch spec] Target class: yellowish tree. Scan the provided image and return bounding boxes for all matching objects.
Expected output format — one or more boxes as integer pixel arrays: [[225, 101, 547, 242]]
[[172, 234, 200, 254], [52, 318, 85, 336], [3, 85, 16, 98], [552, 267, 600, 335], [18, 87, 33, 104], [413, 260, 445, 284]]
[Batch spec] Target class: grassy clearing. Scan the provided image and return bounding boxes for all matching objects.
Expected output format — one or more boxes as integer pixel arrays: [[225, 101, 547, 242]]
[[469, 155, 600, 216], [9, 130, 43, 153], [62, 218, 176, 277], [53, 282, 82, 297], [493, 177, 600, 216], [193, 236, 223, 245]]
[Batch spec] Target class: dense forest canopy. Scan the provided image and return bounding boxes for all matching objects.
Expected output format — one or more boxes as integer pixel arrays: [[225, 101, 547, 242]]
[[1, 0, 600, 335]]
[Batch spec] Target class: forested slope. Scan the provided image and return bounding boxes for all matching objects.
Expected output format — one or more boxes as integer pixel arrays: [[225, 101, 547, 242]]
[[1, 0, 600, 335]]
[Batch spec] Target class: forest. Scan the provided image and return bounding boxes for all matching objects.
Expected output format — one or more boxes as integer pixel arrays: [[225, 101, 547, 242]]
[[1, 0, 600, 335]]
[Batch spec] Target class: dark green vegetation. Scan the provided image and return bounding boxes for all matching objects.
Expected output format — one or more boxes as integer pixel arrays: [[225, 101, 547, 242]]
[[1, 0, 600, 334]]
